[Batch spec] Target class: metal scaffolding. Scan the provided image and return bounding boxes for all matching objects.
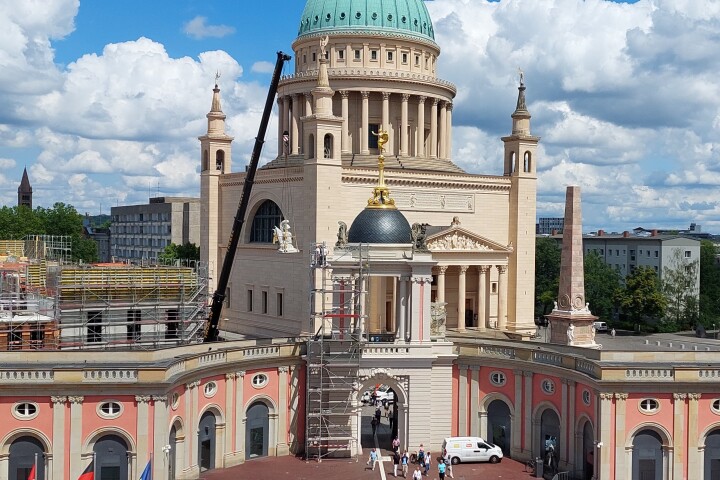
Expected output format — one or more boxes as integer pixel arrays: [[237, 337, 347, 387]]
[[305, 243, 369, 460]]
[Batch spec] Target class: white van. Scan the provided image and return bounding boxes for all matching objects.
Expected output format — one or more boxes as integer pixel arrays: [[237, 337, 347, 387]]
[[442, 437, 503, 464]]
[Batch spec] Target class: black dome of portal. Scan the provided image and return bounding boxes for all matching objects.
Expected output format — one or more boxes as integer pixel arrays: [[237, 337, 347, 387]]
[[347, 208, 413, 244]]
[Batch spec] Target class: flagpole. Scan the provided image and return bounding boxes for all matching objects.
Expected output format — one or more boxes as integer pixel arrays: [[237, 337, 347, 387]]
[[34, 452, 38, 480], [93, 452, 97, 480]]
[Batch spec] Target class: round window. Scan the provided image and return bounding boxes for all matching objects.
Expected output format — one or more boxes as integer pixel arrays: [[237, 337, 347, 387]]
[[13, 402, 39, 420], [97, 401, 122, 419], [171, 392, 180, 410], [713, 399, 720, 414], [356, 11, 361, 19], [582, 390, 591, 406], [541, 379, 555, 394], [489, 371, 506, 387], [252, 373, 269, 389], [203, 381, 217, 398], [339, 12, 346, 20], [639, 398, 660, 414]]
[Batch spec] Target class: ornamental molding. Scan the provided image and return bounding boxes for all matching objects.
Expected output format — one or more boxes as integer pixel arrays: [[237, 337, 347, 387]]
[[426, 226, 513, 253], [688, 393, 702, 400], [673, 393, 688, 401], [135, 395, 152, 404], [599, 393, 614, 401], [152, 395, 167, 403], [614, 393, 628, 401], [68, 396, 84, 404], [51, 396, 67, 405], [278, 366, 289, 374], [225, 373, 237, 380], [186, 380, 201, 390], [340, 173, 512, 192]]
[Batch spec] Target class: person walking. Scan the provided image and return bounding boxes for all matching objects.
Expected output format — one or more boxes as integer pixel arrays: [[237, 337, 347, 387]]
[[401, 450, 410, 477], [371, 417, 378, 436], [392, 436, 400, 453], [424, 451, 431, 476], [443, 449, 454, 478], [393, 450, 401, 477], [367, 447, 379, 471], [412, 466, 423, 480], [438, 458, 447, 480]]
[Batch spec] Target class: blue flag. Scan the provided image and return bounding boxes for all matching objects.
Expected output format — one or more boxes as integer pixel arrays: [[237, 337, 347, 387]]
[[139, 459, 151, 480]]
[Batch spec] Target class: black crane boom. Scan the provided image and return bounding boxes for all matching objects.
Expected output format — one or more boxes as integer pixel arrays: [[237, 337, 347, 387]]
[[204, 51, 292, 342]]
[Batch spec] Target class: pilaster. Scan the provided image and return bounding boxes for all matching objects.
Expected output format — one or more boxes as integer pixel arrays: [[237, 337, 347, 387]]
[[523, 371, 533, 453], [512, 370, 523, 457], [236, 371, 246, 460], [688, 393, 701, 479], [277, 367, 290, 455], [68, 395, 84, 480], [224, 373, 236, 464], [598, 393, 613, 480], [135, 395, 152, 468], [469, 366, 480, 436], [51, 396, 67, 480], [457, 266, 468, 332], [560, 380, 568, 467], [152, 395, 168, 480], [673, 393, 687, 479], [458, 365, 468, 436]]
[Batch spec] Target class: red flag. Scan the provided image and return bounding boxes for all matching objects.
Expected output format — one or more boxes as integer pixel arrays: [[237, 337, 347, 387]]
[[27, 464, 36, 480], [78, 461, 94, 480]]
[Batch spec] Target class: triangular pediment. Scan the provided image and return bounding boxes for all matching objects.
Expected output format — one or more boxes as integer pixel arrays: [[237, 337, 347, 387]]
[[425, 226, 513, 252]]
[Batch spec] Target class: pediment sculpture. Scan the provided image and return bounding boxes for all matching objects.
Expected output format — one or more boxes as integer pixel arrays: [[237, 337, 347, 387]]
[[426, 232, 491, 251]]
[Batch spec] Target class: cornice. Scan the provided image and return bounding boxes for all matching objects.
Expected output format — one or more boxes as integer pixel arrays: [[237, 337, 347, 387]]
[[342, 172, 511, 191]]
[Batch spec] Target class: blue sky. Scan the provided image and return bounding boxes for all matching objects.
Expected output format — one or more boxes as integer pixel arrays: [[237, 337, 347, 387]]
[[0, 0, 719, 234]]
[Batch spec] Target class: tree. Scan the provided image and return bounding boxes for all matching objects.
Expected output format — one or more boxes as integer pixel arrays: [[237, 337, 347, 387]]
[[615, 266, 667, 327], [584, 252, 622, 320], [699, 240, 720, 326], [159, 243, 200, 262], [662, 247, 700, 330], [535, 237, 561, 316]]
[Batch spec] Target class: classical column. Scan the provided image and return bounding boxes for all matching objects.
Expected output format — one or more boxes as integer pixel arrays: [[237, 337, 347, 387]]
[[291, 94, 300, 155], [430, 98, 438, 158], [277, 97, 284, 154], [135, 395, 152, 469], [398, 276, 408, 342], [400, 93, 410, 156], [304, 92, 313, 117], [477, 266, 488, 331], [457, 266, 468, 332], [523, 372, 533, 454], [361, 91, 369, 154], [340, 90, 350, 153], [225, 373, 236, 461], [51, 396, 67, 480], [236, 371, 246, 460], [277, 367, 290, 455], [446, 102, 453, 160], [439, 101, 447, 159], [458, 365, 468, 436], [497, 265, 508, 330], [614, 393, 628, 477], [381, 92, 390, 129], [417, 96, 426, 157], [281, 96, 290, 155], [469, 366, 480, 436], [688, 393, 701, 479], [598, 393, 613, 480], [152, 395, 168, 480], [512, 371, 523, 458], [69, 396, 84, 480], [437, 266, 447, 304], [673, 393, 687, 479]]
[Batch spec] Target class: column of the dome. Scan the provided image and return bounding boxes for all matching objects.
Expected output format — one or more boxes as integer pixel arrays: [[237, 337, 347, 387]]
[[497, 265, 508, 330], [417, 96, 426, 157], [361, 91, 370, 154], [340, 91, 350, 153], [439, 101, 447, 159], [457, 266, 467, 332], [478, 266, 488, 331], [382, 92, 390, 150], [430, 98, 438, 158], [446, 102, 453, 160], [401, 94, 409, 157], [277, 97, 283, 154], [291, 94, 300, 155], [304, 92, 312, 116], [282, 96, 290, 155]]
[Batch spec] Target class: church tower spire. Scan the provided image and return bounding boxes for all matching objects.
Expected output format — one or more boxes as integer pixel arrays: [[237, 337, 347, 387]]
[[18, 167, 32, 209]]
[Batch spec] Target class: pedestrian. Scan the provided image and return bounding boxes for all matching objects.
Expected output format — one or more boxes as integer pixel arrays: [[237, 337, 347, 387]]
[[416, 444, 425, 466], [392, 436, 400, 453], [444, 452, 454, 479], [424, 451, 431, 475], [371, 416, 378, 436], [384, 401, 390, 417], [367, 447, 379, 471], [393, 450, 401, 477], [438, 458, 447, 480], [375, 406, 382, 423], [412, 466, 423, 480], [402, 450, 410, 477], [611, 327, 616, 337], [389, 409, 395, 430]]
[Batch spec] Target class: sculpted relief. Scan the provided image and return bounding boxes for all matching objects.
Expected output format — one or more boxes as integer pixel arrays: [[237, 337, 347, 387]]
[[426, 232, 491, 251]]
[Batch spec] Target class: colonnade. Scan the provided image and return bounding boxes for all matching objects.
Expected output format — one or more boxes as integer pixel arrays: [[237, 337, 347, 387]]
[[435, 264, 508, 332], [277, 91, 453, 160]]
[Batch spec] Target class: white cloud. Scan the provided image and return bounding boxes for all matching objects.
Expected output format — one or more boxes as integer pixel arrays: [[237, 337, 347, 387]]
[[251, 61, 274, 74], [183, 16, 235, 40], [0, 158, 17, 169]]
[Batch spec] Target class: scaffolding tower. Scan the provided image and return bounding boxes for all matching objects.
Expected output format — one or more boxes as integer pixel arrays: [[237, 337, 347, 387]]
[[305, 243, 369, 460]]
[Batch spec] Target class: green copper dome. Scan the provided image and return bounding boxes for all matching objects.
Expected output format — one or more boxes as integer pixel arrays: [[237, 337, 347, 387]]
[[298, 0, 436, 44]]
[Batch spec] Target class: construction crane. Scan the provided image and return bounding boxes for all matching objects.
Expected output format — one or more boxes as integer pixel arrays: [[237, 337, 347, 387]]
[[204, 51, 291, 342]]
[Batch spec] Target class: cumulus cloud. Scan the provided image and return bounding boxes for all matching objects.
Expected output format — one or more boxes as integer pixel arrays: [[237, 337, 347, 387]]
[[183, 16, 235, 40], [251, 61, 275, 74]]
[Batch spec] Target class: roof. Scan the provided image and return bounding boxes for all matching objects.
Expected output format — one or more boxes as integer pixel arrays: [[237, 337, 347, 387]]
[[297, 0, 436, 44]]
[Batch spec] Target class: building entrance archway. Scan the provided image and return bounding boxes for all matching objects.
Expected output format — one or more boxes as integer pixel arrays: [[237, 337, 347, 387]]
[[246, 402, 270, 459], [705, 429, 720, 479], [198, 412, 216, 472], [487, 400, 511, 457], [8, 436, 45, 480], [356, 376, 407, 455], [94, 434, 129, 480], [632, 429, 664, 480], [539, 409, 560, 475]]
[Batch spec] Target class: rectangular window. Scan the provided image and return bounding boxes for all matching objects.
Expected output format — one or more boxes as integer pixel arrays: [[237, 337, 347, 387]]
[[312, 52, 316, 62], [387, 51, 394, 61], [616, 249, 620, 256], [338, 49, 344, 60], [402, 52, 408, 64], [639, 249, 643, 255], [368, 123, 380, 149], [277, 292, 284, 317], [166, 309, 179, 340], [685, 250, 691, 258], [87, 311, 102, 343], [303, 54, 307, 63], [600, 249, 604, 255], [371, 50, 378, 61], [415, 54, 420, 66], [654, 250, 659, 257], [247, 289, 254, 312], [647, 250, 650, 257], [491, 282, 498, 294], [354, 49, 361, 60], [262, 291, 268, 314], [127, 310, 141, 341]]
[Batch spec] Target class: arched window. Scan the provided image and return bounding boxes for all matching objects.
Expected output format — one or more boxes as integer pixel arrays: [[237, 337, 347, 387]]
[[9, 436, 45, 480], [705, 429, 720, 479], [324, 134, 333, 158], [215, 150, 225, 171], [524, 151, 532, 172], [198, 412, 216, 471], [510, 151, 517, 174], [632, 430, 664, 479], [246, 402, 270, 459], [203, 150, 209, 171], [94, 435, 129, 480], [308, 134, 315, 159], [250, 200, 283, 243]]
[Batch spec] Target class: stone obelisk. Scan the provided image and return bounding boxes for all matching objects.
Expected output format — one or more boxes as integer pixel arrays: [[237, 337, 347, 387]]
[[547, 186, 600, 348]]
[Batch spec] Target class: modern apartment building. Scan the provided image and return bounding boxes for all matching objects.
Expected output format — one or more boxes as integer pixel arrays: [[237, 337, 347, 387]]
[[110, 197, 200, 262]]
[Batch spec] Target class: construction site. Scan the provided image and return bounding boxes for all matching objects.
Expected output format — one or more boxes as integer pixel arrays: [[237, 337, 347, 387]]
[[0, 236, 208, 350]]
